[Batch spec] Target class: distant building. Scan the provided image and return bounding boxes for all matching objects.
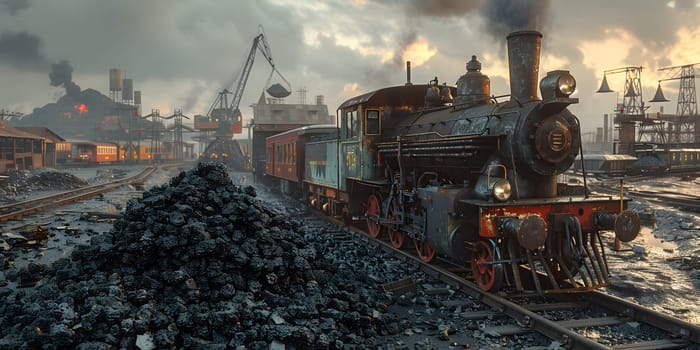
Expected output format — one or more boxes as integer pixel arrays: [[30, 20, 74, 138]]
[[0, 121, 46, 171], [16, 127, 66, 168], [251, 92, 333, 174]]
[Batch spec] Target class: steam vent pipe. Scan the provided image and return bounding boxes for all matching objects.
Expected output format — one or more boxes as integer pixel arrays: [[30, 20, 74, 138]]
[[507, 30, 542, 102]]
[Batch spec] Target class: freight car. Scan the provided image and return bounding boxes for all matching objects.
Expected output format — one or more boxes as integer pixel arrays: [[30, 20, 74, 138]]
[[264, 30, 640, 294], [572, 154, 638, 178], [631, 143, 700, 174]]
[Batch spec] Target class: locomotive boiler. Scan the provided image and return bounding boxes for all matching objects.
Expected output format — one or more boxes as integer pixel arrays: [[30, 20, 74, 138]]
[[265, 30, 640, 293]]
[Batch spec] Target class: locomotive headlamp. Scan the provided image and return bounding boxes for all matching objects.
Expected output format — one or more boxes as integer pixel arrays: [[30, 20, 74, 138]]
[[492, 179, 512, 202], [540, 71, 579, 109], [557, 74, 576, 95]]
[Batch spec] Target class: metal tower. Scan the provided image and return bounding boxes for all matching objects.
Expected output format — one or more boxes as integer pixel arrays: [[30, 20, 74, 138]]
[[163, 109, 192, 161], [651, 63, 699, 143], [596, 66, 659, 154]]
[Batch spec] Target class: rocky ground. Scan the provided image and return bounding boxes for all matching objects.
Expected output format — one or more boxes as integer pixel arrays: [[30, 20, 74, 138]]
[[0, 168, 88, 199], [604, 176, 700, 325], [0, 163, 513, 349], [0, 165, 696, 349]]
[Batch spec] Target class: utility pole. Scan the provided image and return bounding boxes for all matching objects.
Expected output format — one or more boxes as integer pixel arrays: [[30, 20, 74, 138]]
[[0, 110, 22, 120]]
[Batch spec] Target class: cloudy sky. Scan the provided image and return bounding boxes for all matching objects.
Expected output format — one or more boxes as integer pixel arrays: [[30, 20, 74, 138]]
[[1, 0, 699, 137]]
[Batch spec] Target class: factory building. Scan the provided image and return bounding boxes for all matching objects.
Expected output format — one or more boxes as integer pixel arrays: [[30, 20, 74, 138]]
[[16, 127, 66, 168], [0, 121, 47, 171]]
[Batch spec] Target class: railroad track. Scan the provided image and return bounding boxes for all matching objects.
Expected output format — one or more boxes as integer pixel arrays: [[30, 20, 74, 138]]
[[346, 225, 700, 349], [282, 206, 700, 349], [255, 179, 700, 349], [0, 166, 156, 222], [588, 181, 700, 213]]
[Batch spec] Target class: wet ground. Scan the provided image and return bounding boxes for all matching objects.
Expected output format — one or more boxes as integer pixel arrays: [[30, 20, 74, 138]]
[[0, 164, 188, 284]]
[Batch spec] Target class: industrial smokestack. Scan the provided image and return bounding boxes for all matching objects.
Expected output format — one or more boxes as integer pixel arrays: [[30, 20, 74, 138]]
[[603, 114, 609, 144], [123, 78, 134, 101], [405, 61, 412, 86], [506, 30, 542, 102]]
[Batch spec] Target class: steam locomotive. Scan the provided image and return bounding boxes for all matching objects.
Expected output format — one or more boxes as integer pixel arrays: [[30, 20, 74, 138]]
[[264, 31, 640, 294]]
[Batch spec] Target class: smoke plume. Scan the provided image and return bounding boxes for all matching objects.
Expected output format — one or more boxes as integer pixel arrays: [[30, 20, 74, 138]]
[[50, 60, 81, 97], [0, 0, 30, 15], [0, 31, 49, 70], [404, 0, 483, 17], [481, 0, 552, 40]]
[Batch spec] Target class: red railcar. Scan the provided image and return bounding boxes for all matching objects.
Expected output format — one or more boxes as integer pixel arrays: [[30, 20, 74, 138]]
[[56, 141, 120, 163], [265, 125, 336, 190]]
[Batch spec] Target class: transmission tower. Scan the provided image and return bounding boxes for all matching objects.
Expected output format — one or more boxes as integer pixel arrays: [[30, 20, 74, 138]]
[[651, 63, 699, 143]]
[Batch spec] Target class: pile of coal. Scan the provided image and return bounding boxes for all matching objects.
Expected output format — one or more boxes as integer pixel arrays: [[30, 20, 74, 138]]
[[0, 169, 87, 197], [0, 161, 404, 349]]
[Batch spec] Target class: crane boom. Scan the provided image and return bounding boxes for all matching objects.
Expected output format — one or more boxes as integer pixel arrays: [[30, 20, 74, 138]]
[[194, 27, 290, 171], [229, 33, 284, 115], [205, 30, 290, 125]]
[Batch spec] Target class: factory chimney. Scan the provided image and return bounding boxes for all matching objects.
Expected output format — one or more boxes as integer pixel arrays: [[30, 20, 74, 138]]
[[405, 61, 412, 86]]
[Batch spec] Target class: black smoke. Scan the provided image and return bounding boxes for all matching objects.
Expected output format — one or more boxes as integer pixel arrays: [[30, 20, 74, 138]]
[[404, 0, 482, 17], [0, 0, 30, 15], [0, 31, 49, 70], [49, 60, 81, 97], [392, 30, 418, 67], [481, 0, 551, 40]]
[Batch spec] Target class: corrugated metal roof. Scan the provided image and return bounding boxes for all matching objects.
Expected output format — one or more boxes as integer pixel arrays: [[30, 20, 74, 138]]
[[0, 121, 45, 139], [15, 127, 65, 143]]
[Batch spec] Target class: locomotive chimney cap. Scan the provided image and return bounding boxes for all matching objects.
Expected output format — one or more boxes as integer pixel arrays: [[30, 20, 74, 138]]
[[467, 55, 482, 72], [506, 30, 543, 40]]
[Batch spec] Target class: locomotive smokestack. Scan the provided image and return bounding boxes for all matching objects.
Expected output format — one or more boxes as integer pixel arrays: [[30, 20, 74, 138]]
[[506, 30, 542, 102], [405, 61, 412, 86]]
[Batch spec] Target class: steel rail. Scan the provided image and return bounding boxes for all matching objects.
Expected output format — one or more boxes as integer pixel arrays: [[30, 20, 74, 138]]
[[314, 213, 700, 349], [0, 167, 155, 222]]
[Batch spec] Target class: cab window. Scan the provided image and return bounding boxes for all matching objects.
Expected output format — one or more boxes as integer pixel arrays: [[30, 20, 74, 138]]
[[365, 109, 380, 135], [342, 109, 359, 139]]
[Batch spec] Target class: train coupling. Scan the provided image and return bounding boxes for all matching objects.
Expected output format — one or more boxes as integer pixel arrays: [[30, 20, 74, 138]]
[[593, 210, 640, 242]]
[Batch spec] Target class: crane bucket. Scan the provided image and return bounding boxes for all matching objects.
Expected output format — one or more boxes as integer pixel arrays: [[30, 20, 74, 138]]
[[267, 83, 291, 98]]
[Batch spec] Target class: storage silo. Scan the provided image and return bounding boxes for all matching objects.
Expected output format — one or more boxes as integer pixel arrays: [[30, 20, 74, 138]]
[[109, 69, 123, 91]]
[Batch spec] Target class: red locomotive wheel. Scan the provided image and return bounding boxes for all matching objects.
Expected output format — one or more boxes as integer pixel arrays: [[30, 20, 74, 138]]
[[388, 230, 406, 249], [365, 194, 382, 238], [414, 239, 435, 262], [387, 199, 405, 248], [471, 240, 504, 292]]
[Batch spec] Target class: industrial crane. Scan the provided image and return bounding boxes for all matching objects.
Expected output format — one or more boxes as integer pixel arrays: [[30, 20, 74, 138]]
[[196, 26, 291, 170]]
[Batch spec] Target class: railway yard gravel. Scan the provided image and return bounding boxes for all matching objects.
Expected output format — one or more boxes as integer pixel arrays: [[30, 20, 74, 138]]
[[0, 164, 697, 349]]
